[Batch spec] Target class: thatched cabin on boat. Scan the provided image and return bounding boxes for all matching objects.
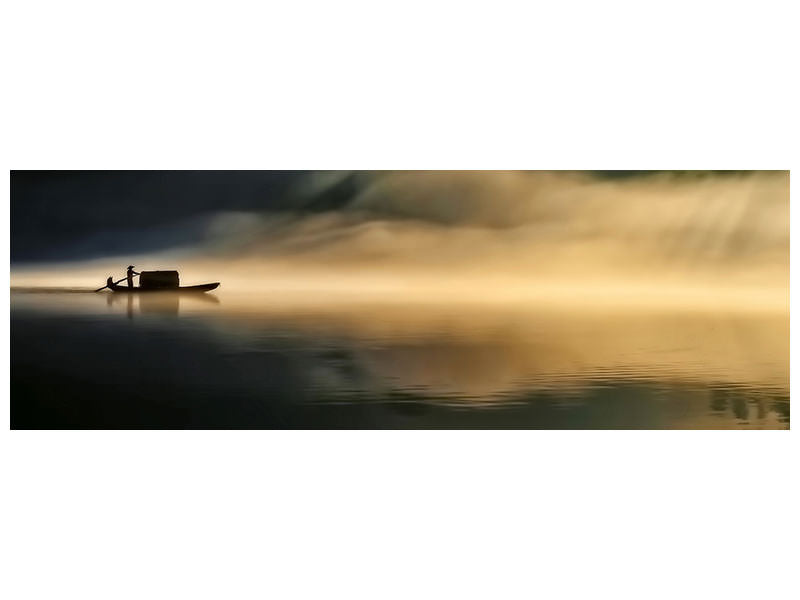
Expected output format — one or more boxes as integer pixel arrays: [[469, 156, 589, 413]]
[[139, 271, 179, 289]]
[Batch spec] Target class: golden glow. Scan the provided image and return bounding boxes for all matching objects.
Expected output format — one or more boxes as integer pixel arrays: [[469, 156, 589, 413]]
[[10, 171, 788, 315]]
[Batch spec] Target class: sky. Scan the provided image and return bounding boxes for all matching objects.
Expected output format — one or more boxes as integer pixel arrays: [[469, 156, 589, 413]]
[[10, 170, 789, 309], [11, 171, 327, 262]]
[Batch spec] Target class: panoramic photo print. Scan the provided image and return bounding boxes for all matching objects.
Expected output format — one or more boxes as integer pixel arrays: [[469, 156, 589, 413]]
[[10, 170, 789, 429]]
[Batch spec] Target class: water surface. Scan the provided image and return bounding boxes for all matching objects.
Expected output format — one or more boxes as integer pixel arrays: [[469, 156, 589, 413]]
[[10, 289, 789, 429]]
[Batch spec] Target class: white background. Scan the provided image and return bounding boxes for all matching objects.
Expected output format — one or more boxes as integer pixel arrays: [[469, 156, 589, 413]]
[[1, 1, 796, 599]]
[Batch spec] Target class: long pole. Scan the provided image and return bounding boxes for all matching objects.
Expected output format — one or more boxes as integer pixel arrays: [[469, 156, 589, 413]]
[[94, 273, 139, 292]]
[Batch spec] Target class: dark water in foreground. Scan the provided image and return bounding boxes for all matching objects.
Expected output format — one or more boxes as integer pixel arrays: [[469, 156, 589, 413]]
[[10, 289, 789, 429]]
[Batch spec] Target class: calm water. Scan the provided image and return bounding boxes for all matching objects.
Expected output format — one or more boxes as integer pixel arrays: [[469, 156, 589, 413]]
[[10, 289, 789, 429]]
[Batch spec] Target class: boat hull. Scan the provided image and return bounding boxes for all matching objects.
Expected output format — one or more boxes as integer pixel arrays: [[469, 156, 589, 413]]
[[109, 283, 219, 293]]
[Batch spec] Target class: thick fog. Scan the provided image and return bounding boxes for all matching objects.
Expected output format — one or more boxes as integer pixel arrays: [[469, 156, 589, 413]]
[[11, 171, 788, 310]]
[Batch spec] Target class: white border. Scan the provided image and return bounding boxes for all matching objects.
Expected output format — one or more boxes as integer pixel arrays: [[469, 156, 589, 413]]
[[2, 2, 796, 600]]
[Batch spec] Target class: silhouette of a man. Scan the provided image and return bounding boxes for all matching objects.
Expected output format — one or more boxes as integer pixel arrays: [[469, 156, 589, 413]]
[[126, 265, 139, 288]]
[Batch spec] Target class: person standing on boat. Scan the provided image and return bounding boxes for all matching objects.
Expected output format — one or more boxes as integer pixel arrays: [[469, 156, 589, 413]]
[[126, 265, 139, 288]]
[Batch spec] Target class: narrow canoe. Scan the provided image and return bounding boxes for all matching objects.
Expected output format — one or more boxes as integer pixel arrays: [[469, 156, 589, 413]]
[[109, 282, 220, 293]]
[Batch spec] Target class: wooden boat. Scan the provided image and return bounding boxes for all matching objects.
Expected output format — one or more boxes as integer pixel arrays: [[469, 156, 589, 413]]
[[107, 279, 219, 293]]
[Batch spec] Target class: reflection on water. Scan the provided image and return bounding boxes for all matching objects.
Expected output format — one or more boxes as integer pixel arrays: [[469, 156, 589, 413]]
[[10, 289, 789, 429], [104, 290, 220, 317]]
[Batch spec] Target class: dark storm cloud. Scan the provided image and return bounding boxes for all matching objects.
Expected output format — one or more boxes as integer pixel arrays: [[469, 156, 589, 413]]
[[10, 170, 361, 263]]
